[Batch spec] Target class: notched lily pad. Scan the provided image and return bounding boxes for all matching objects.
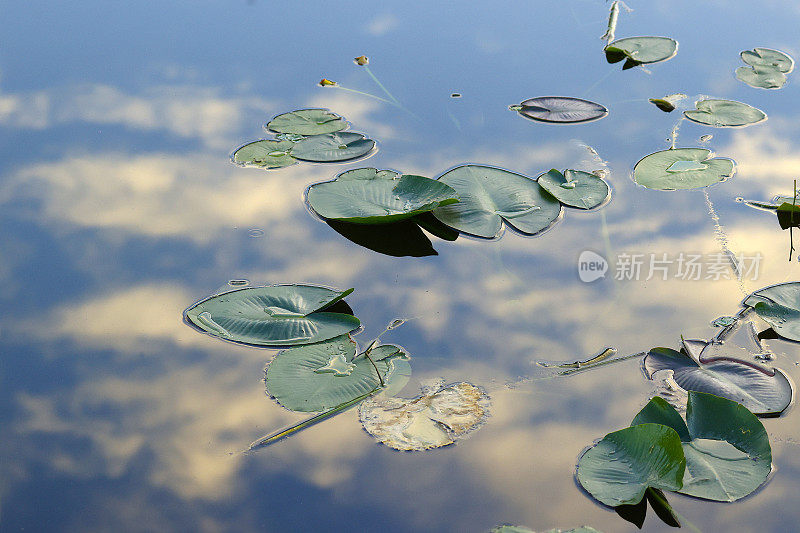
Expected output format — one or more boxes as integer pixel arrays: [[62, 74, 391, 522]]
[[514, 96, 608, 124], [359, 382, 490, 451], [632, 393, 772, 502], [290, 132, 376, 162], [232, 139, 298, 170], [537, 169, 610, 210], [737, 48, 794, 89], [184, 284, 360, 347], [266, 108, 348, 135], [265, 334, 410, 412], [742, 48, 794, 72], [649, 93, 687, 113], [605, 37, 678, 69], [433, 165, 562, 239], [307, 174, 459, 224], [683, 99, 766, 128], [633, 148, 735, 190]]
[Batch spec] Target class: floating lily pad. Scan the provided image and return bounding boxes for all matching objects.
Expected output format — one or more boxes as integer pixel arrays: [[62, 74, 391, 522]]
[[290, 132, 376, 162], [745, 282, 800, 341], [359, 382, 489, 451], [307, 174, 459, 224], [336, 167, 400, 181], [736, 65, 788, 89], [184, 285, 360, 347], [632, 393, 771, 502], [741, 48, 794, 72], [492, 527, 602, 533], [683, 99, 766, 128], [232, 140, 298, 170], [266, 109, 348, 135], [643, 347, 793, 416], [432, 165, 562, 238], [265, 335, 409, 412], [633, 148, 735, 190], [605, 37, 678, 69], [536, 169, 610, 210], [515, 97, 608, 124], [576, 423, 685, 507], [649, 93, 687, 113]]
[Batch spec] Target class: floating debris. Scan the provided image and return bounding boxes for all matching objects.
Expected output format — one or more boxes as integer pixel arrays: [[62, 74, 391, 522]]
[[228, 279, 249, 286], [710, 316, 736, 327], [450, 93, 462, 98], [353, 55, 369, 66]]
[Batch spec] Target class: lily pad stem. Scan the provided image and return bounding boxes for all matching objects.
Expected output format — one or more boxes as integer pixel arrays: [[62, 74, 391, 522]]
[[646, 487, 704, 533]]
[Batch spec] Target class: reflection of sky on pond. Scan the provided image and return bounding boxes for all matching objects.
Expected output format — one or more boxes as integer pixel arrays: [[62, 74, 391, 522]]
[[2, 0, 800, 531]]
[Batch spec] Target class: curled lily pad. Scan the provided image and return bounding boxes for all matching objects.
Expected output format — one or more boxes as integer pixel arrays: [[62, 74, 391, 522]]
[[605, 36, 678, 69], [432, 165, 562, 239], [632, 393, 772, 502], [649, 93, 687, 113], [742, 48, 794, 72], [289, 132, 376, 162], [232, 140, 297, 170], [536, 169, 610, 210], [514, 96, 608, 124], [576, 423, 685, 507], [359, 382, 489, 451], [736, 65, 788, 89], [336, 167, 400, 181], [266, 108, 347, 135], [633, 148, 735, 190], [326, 219, 437, 257], [683, 99, 766, 128], [744, 282, 800, 341], [184, 284, 360, 347], [265, 335, 409, 412], [307, 174, 459, 224], [643, 347, 793, 416]]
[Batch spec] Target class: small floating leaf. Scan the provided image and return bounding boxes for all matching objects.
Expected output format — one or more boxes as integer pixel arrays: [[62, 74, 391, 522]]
[[514, 96, 608, 124], [307, 174, 459, 224], [649, 93, 687, 113], [232, 140, 298, 170], [741, 48, 794, 72], [605, 37, 678, 68], [265, 335, 409, 412], [576, 423, 685, 507], [736, 65, 788, 89], [289, 132, 375, 162], [683, 99, 766, 128], [776, 203, 800, 229], [335, 167, 400, 181], [184, 285, 360, 347], [319, 78, 338, 87], [432, 165, 562, 239], [632, 393, 772, 502], [536, 169, 610, 210], [633, 148, 735, 190], [745, 282, 800, 340], [266, 108, 347, 135]]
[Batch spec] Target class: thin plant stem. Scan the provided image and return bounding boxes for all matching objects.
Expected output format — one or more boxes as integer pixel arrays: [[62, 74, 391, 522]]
[[790, 178, 797, 261], [647, 487, 704, 533], [332, 85, 393, 105], [364, 65, 400, 105]]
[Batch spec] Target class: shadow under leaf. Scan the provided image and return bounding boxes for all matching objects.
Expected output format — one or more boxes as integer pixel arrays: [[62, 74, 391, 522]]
[[326, 219, 438, 257]]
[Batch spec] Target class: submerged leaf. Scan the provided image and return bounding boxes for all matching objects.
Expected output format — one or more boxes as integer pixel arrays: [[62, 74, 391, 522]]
[[359, 382, 489, 451], [633, 148, 735, 190], [605, 37, 678, 68], [266, 108, 347, 135], [632, 393, 772, 502], [265, 335, 409, 412], [515, 96, 608, 124], [290, 132, 376, 162], [232, 140, 298, 170], [536, 169, 610, 210], [683, 99, 766, 128], [745, 282, 800, 340], [307, 174, 458, 223], [576, 423, 685, 507], [649, 93, 687, 113], [432, 165, 562, 238], [184, 285, 360, 346]]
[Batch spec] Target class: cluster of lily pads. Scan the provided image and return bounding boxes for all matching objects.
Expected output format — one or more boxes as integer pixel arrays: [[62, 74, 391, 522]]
[[184, 283, 488, 451], [736, 47, 794, 89], [232, 108, 376, 170], [305, 165, 611, 243]]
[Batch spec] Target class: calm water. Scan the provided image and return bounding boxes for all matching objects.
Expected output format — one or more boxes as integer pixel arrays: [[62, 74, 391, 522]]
[[2, 1, 800, 531]]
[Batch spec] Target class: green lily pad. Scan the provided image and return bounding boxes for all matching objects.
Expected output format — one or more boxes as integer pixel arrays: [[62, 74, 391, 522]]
[[643, 347, 793, 416], [232, 140, 298, 170], [266, 109, 348, 135], [184, 285, 360, 347], [336, 167, 400, 181], [289, 132, 376, 162], [736, 65, 788, 89], [432, 165, 562, 239], [576, 423, 685, 507], [605, 36, 678, 69], [777, 202, 800, 229], [683, 99, 766, 128], [649, 93, 687, 113], [745, 282, 800, 341], [536, 169, 610, 210], [741, 48, 794, 72], [265, 335, 409, 412], [633, 148, 735, 190], [515, 97, 608, 124], [306, 174, 459, 224], [632, 393, 771, 502]]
